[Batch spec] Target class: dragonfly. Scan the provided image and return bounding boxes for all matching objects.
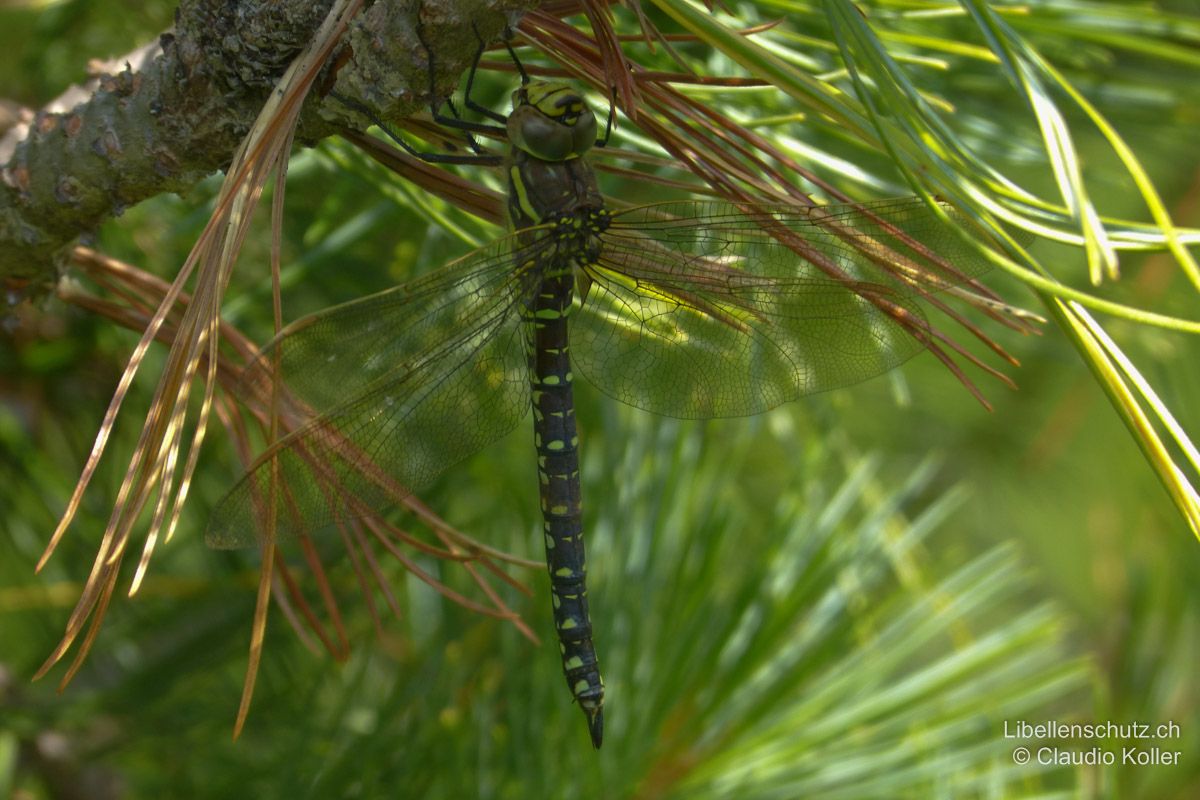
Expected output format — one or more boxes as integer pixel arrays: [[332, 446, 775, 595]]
[[207, 42, 1011, 749]]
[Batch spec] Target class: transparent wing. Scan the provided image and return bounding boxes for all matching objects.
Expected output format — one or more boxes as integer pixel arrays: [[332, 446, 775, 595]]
[[207, 234, 546, 548], [572, 198, 991, 418]]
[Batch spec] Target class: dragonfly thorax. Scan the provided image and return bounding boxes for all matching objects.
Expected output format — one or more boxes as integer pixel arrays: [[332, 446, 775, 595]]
[[506, 84, 605, 231], [546, 210, 609, 262], [507, 81, 597, 162]]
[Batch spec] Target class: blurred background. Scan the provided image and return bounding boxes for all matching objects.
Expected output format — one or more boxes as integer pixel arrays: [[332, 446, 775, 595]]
[[1, 0, 1197, 797]]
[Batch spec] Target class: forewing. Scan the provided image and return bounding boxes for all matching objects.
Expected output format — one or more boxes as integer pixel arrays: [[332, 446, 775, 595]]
[[207, 234, 543, 548], [572, 199, 989, 418]]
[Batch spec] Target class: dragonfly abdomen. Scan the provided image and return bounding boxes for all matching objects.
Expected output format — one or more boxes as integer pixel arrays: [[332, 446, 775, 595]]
[[527, 268, 604, 748]]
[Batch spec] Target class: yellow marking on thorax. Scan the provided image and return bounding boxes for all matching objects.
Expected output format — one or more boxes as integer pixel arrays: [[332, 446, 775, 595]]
[[509, 165, 538, 223]]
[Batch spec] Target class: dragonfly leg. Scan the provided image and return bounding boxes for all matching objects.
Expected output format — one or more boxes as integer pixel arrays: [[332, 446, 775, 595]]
[[463, 22, 511, 125], [412, 13, 506, 150], [327, 12, 509, 167], [328, 91, 499, 166]]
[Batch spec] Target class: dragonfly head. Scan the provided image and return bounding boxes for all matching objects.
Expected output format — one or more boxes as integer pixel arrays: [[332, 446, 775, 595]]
[[507, 81, 597, 162]]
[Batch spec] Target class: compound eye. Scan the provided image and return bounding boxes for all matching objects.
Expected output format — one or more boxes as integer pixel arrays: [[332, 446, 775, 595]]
[[508, 104, 578, 161], [571, 109, 597, 154]]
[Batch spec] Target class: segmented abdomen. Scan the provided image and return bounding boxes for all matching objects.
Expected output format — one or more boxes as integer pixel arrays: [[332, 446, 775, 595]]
[[526, 265, 604, 748]]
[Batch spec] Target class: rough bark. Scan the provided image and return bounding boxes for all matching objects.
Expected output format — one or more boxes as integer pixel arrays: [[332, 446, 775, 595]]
[[0, 0, 538, 285]]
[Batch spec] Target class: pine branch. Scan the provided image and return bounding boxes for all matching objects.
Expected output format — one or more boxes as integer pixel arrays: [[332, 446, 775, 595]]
[[0, 0, 537, 285]]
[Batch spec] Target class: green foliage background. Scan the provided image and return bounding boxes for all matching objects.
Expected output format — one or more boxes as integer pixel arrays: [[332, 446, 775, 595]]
[[1, 0, 1197, 798]]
